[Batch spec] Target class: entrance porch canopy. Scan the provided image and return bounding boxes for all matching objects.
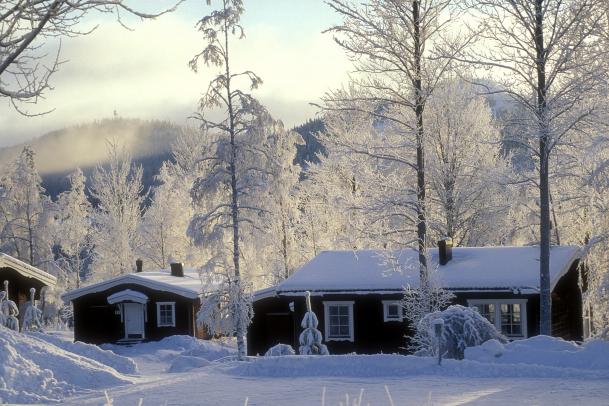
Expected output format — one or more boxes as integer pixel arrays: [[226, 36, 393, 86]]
[[107, 289, 148, 304]]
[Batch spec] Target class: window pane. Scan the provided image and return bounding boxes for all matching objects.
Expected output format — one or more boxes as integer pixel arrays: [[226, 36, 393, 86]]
[[474, 304, 495, 325], [500, 303, 523, 337], [327, 304, 352, 338], [387, 305, 399, 317]]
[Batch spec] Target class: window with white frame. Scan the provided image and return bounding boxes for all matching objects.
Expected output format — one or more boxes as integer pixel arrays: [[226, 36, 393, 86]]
[[156, 302, 175, 327], [468, 299, 527, 338], [323, 301, 354, 342], [382, 301, 403, 322]]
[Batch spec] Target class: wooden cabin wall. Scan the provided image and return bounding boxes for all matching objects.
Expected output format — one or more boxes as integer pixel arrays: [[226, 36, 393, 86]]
[[551, 263, 583, 341], [72, 283, 198, 344]]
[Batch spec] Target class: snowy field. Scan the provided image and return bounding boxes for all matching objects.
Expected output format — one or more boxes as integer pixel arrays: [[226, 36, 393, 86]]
[[2, 329, 609, 405]]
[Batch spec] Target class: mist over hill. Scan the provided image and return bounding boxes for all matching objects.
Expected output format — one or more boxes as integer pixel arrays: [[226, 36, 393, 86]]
[[0, 118, 180, 198], [0, 117, 325, 199]]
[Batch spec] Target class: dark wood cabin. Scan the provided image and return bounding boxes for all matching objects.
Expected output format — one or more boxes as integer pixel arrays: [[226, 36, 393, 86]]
[[63, 263, 209, 344], [248, 245, 584, 356], [0, 253, 57, 326]]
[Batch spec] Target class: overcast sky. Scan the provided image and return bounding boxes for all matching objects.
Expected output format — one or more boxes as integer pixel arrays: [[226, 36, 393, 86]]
[[0, 0, 350, 147]]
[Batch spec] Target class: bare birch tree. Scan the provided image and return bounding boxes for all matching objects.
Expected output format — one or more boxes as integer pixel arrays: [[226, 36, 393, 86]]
[[460, 0, 608, 334], [0, 0, 180, 112], [323, 0, 464, 301], [188, 0, 271, 359]]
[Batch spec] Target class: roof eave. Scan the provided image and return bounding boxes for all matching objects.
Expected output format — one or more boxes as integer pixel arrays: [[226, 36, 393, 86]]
[[0, 254, 57, 286], [61, 274, 200, 302]]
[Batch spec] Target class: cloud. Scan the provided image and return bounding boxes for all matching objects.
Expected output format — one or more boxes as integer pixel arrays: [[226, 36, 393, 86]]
[[0, 6, 349, 147]]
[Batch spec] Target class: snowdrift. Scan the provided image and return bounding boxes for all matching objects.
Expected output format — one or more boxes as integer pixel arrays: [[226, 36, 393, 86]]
[[464, 335, 609, 370], [228, 337, 609, 380], [103, 335, 236, 373], [28, 331, 138, 374], [0, 327, 132, 404]]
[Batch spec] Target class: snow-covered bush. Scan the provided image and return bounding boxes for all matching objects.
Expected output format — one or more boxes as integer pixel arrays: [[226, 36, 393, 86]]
[[1, 293, 20, 332], [414, 305, 507, 359], [299, 291, 329, 355], [265, 343, 295, 357], [23, 288, 44, 332]]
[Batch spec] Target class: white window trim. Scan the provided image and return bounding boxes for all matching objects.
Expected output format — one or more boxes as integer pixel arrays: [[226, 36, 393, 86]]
[[468, 299, 528, 338], [156, 301, 176, 327], [323, 301, 354, 342], [382, 300, 404, 322]]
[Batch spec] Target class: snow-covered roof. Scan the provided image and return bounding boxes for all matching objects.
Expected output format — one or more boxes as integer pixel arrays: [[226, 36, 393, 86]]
[[62, 267, 212, 302], [0, 253, 57, 287], [107, 289, 149, 304], [267, 246, 581, 297]]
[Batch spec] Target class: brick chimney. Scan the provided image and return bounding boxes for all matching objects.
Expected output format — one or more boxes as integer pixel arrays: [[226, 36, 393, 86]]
[[438, 238, 453, 265], [170, 262, 184, 277], [135, 258, 143, 273]]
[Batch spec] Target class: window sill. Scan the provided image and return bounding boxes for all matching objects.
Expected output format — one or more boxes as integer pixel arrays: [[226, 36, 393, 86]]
[[326, 336, 354, 342]]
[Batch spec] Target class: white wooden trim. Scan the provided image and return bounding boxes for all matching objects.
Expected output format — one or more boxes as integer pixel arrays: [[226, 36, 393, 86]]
[[468, 298, 528, 338], [323, 301, 354, 342], [382, 300, 404, 322], [123, 302, 146, 340], [156, 302, 176, 327]]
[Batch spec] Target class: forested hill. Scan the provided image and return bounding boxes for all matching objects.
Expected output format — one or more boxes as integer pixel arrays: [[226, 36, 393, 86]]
[[0, 118, 180, 198], [0, 117, 325, 199]]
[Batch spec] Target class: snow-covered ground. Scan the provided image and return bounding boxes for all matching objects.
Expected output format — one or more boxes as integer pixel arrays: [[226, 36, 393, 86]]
[[3, 328, 609, 405], [0, 328, 133, 404]]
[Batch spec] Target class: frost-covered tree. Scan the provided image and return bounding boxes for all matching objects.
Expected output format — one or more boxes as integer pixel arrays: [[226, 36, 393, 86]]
[[259, 125, 304, 284], [139, 163, 194, 269], [0, 0, 180, 112], [460, 0, 609, 334], [307, 112, 400, 251], [89, 143, 144, 281], [188, 0, 276, 359], [323, 0, 466, 300], [299, 291, 329, 355], [55, 169, 92, 289], [425, 80, 512, 246], [0, 146, 53, 267], [550, 108, 609, 337]]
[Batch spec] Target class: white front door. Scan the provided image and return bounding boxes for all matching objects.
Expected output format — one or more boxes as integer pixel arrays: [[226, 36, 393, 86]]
[[124, 303, 145, 339]]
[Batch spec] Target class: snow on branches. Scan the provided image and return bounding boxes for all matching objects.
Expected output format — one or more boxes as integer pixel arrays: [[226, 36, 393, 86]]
[[298, 291, 329, 356], [415, 305, 507, 360]]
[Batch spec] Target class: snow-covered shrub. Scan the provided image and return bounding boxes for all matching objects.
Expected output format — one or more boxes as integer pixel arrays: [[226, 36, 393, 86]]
[[1, 295, 20, 332], [265, 343, 295, 357], [299, 291, 329, 355], [0, 291, 6, 327], [414, 305, 507, 359], [23, 288, 44, 332]]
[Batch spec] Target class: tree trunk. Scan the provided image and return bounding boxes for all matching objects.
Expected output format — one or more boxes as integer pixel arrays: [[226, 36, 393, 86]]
[[413, 0, 429, 299], [280, 200, 289, 280], [224, 16, 246, 360], [535, 0, 552, 336]]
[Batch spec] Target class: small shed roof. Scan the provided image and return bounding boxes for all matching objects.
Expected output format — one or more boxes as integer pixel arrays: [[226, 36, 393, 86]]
[[266, 246, 581, 297], [0, 253, 57, 287], [62, 267, 212, 302]]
